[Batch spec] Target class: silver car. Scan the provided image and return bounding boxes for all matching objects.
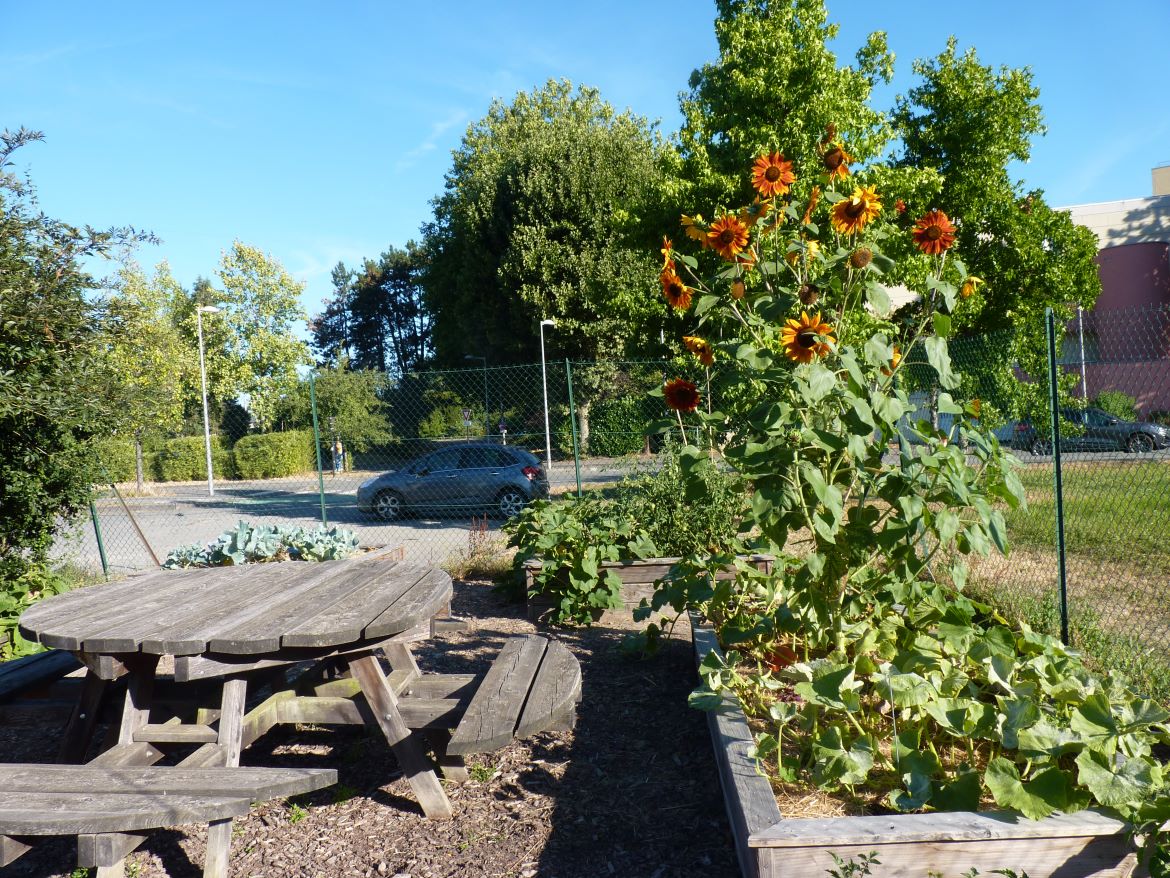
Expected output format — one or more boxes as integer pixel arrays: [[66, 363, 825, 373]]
[[356, 443, 549, 521]]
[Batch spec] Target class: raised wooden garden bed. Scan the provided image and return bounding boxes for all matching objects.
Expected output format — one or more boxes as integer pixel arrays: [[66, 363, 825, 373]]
[[690, 618, 1142, 878], [524, 554, 774, 622]]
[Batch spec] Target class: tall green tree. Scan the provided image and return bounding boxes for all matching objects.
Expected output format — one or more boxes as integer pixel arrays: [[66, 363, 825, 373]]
[[0, 128, 151, 583], [274, 358, 392, 452], [678, 0, 894, 208], [214, 241, 311, 431], [892, 40, 1101, 414]]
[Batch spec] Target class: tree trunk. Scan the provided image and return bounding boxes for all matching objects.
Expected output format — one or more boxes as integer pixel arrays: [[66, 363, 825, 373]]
[[576, 398, 591, 457], [134, 434, 145, 494]]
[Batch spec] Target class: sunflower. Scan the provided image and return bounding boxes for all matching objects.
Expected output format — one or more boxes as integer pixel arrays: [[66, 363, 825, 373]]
[[821, 143, 853, 181], [730, 279, 746, 300], [740, 199, 772, 228], [780, 311, 835, 363], [785, 238, 821, 268], [849, 246, 872, 269], [801, 186, 821, 226], [881, 344, 902, 376], [707, 214, 750, 261], [751, 152, 796, 198], [680, 213, 708, 244], [664, 378, 700, 412], [912, 209, 957, 255], [797, 284, 820, 307], [960, 275, 984, 299], [661, 236, 673, 270], [661, 270, 692, 311], [683, 335, 715, 366], [830, 186, 882, 235]]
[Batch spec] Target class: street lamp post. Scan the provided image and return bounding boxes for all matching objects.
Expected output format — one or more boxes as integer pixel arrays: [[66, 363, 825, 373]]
[[195, 305, 221, 497], [464, 354, 488, 437], [539, 319, 556, 474]]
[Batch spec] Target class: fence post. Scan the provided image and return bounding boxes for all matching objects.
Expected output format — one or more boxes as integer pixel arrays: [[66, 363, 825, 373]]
[[89, 500, 110, 580], [564, 360, 583, 497], [308, 371, 329, 528], [1045, 308, 1070, 645]]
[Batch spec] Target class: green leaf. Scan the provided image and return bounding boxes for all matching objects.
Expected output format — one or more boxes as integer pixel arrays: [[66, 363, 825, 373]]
[[1076, 749, 1156, 808], [695, 294, 721, 317], [932, 770, 982, 812], [936, 392, 964, 415], [932, 312, 953, 338], [795, 664, 861, 713], [984, 758, 1070, 820], [1071, 692, 1120, 756], [871, 391, 906, 426], [924, 336, 959, 389], [800, 362, 837, 403], [866, 282, 891, 316]]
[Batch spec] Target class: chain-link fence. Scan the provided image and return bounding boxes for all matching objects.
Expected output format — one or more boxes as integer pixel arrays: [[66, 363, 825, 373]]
[[51, 305, 1170, 697]]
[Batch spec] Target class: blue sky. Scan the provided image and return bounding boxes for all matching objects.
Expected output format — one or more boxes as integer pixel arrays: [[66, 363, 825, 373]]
[[4, 1, 1168, 321]]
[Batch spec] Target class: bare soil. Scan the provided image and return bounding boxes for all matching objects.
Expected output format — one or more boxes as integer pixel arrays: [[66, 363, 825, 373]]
[[0, 580, 739, 878]]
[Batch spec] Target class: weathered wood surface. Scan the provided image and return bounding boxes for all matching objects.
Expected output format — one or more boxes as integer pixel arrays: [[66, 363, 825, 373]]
[[0, 791, 251, 835], [77, 830, 149, 868], [0, 649, 81, 700], [690, 619, 782, 878], [515, 640, 581, 739], [19, 548, 442, 658], [0, 764, 336, 800], [449, 636, 547, 756]]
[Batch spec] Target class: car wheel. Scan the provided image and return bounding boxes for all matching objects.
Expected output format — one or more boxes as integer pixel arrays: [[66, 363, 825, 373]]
[[1127, 433, 1155, 454], [373, 490, 404, 521], [1030, 438, 1052, 456], [496, 489, 527, 519]]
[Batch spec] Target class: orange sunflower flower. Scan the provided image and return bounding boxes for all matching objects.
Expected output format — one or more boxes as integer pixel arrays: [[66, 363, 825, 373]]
[[661, 236, 673, 270], [707, 214, 750, 261], [881, 344, 902, 376], [821, 143, 853, 181], [731, 279, 746, 300], [781, 311, 835, 363], [801, 186, 821, 226], [683, 335, 715, 366], [680, 214, 708, 244], [661, 269, 692, 311], [740, 199, 772, 228], [830, 186, 882, 235], [751, 152, 796, 198], [960, 275, 984, 299], [912, 209, 957, 255], [664, 378, 700, 412]]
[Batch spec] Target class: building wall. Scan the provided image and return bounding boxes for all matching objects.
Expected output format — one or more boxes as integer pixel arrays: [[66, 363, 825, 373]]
[[1096, 242, 1170, 311]]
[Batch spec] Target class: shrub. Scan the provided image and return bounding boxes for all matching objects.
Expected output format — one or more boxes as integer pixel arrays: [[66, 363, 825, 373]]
[[1092, 390, 1137, 420], [0, 565, 76, 658], [94, 438, 137, 482], [164, 520, 360, 567], [232, 430, 313, 480], [586, 395, 649, 457], [157, 435, 235, 482]]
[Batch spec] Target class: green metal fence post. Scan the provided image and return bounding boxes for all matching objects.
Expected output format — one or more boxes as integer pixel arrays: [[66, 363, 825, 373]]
[[565, 359, 583, 497], [89, 500, 110, 580], [1045, 308, 1070, 645], [308, 371, 329, 528]]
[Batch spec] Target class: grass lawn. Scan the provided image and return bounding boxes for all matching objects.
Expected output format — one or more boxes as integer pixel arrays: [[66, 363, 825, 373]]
[[1003, 459, 1170, 572]]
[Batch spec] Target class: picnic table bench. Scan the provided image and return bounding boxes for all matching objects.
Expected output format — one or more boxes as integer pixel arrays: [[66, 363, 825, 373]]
[[0, 763, 335, 877]]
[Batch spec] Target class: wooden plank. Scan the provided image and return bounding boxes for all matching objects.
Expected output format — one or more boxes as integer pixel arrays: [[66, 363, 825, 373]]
[[382, 641, 422, 676], [691, 618, 781, 878], [88, 742, 164, 767], [76, 652, 126, 681], [448, 636, 547, 756], [206, 556, 410, 654], [0, 835, 33, 866], [57, 671, 111, 763], [406, 674, 477, 700], [0, 649, 82, 700], [0, 765, 337, 800], [241, 690, 295, 749], [77, 831, 149, 867], [216, 678, 247, 767], [281, 694, 469, 730], [515, 639, 581, 739], [176, 744, 227, 768], [174, 634, 401, 682], [425, 729, 469, 783], [348, 653, 452, 819], [362, 569, 454, 641], [132, 723, 219, 744], [0, 791, 251, 835], [114, 657, 159, 748]]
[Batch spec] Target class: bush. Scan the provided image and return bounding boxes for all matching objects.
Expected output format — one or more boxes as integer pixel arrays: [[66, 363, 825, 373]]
[[233, 430, 314, 480], [94, 438, 137, 482], [586, 395, 649, 457], [158, 436, 235, 482], [1092, 390, 1138, 420], [1, 565, 76, 658]]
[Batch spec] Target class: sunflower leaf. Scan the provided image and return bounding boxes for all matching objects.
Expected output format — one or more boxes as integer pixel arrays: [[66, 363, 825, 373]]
[[924, 336, 959, 389]]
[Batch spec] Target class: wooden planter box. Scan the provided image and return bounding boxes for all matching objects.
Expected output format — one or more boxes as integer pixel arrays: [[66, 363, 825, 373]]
[[690, 618, 1142, 878], [524, 554, 774, 622]]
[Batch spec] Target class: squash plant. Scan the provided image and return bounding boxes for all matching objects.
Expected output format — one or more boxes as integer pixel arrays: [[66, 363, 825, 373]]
[[653, 150, 1170, 842]]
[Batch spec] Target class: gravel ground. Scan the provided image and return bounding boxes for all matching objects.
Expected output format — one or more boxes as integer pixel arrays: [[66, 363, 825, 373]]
[[1, 580, 739, 878]]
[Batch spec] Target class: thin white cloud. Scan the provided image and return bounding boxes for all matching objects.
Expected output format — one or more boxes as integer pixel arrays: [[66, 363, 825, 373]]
[[393, 109, 468, 174], [1059, 118, 1170, 203]]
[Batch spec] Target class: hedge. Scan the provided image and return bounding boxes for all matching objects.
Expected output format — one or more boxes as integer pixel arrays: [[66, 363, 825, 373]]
[[158, 436, 236, 482], [233, 430, 314, 480], [94, 438, 137, 482]]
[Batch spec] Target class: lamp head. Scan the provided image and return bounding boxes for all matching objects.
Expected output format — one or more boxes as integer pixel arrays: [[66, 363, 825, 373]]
[[540, 319, 556, 327], [196, 305, 221, 314]]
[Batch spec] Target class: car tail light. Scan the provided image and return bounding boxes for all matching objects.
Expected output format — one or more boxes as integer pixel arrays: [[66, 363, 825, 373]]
[[522, 466, 543, 481]]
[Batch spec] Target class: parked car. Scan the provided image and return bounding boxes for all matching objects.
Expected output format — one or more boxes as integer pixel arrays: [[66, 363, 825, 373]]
[[1009, 407, 1170, 455], [357, 443, 550, 521]]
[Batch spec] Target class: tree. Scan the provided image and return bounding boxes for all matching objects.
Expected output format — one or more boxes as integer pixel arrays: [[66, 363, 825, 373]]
[[309, 262, 354, 365], [892, 40, 1101, 414], [272, 358, 392, 452], [101, 260, 191, 489], [0, 128, 151, 584], [214, 241, 311, 430], [678, 0, 894, 209]]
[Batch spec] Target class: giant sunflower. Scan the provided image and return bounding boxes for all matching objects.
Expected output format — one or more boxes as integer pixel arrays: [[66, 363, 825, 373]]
[[751, 152, 796, 198], [780, 311, 835, 363], [912, 209, 957, 255], [680, 214, 708, 244], [830, 186, 882, 235], [707, 214, 750, 261], [683, 335, 715, 366], [664, 378, 700, 412], [661, 269, 693, 311], [821, 143, 853, 181]]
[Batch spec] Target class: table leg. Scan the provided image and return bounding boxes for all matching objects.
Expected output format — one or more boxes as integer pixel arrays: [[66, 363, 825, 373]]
[[203, 677, 249, 876], [57, 670, 109, 763], [116, 655, 160, 747], [348, 653, 453, 819]]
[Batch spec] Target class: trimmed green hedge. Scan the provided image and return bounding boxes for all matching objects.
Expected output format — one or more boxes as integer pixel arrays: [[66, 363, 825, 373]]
[[94, 438, 137, 482], [233, 430, 314, 479], [158, 436, 235, 482]]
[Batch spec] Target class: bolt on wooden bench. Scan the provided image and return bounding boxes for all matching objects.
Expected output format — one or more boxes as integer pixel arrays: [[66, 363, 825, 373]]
[[0, 763, 336, 878]]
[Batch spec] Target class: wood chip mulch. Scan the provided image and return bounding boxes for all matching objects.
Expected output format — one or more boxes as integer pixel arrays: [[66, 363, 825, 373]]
[[1, 580, 740, 878]]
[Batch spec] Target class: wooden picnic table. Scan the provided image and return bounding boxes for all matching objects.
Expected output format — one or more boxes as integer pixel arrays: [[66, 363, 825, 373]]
[[18, 549, 459, 818]]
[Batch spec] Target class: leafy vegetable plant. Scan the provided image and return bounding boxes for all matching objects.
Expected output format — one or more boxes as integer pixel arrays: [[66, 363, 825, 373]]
[[164, 520, 360, 568]]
